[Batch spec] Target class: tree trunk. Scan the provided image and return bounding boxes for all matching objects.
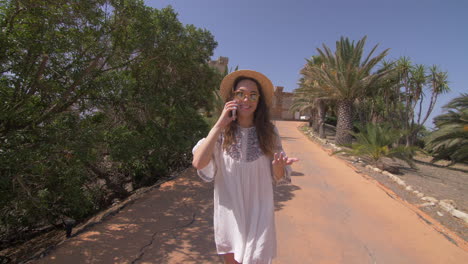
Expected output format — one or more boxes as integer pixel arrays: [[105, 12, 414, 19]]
[[308, 108, 315, 127], [312, 108, 319, 132], [406, 129, 418, 147], [359, 106, 367, 125], [335, 99, 354, 145], [405, 134, 411, 147], [318, 99, 326, 139]]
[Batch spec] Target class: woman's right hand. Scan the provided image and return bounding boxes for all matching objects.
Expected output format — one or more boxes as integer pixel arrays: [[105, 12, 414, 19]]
[[214, 101, 238, 129]]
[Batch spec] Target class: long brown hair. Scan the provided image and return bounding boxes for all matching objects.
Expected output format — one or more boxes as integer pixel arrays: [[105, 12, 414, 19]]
[[222, 76, 276, 158]]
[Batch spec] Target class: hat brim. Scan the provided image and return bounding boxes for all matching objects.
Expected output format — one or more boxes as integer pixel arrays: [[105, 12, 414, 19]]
[[219, 70, 274, 107]]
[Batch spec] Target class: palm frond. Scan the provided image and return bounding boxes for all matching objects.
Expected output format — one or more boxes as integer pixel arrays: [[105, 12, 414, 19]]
[[425, 93, 468, 164], [333, 123, 416, 167]]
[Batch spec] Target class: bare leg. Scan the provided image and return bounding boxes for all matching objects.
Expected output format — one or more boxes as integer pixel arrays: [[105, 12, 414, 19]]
[[223, 253, 241, 264]]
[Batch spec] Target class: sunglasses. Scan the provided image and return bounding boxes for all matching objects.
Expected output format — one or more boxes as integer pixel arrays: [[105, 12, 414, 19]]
[[233, 91, 260, 102]]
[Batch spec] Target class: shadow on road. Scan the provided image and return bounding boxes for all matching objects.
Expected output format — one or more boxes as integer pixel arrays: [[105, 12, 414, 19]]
[[35, 168, 220, 264], [274, 171, 302, 211], [280, 136, 300, 141], [36, 166, 302, 263], [291, 171, 304, 176]]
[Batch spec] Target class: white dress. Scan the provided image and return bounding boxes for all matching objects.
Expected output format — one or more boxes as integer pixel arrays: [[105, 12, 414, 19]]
[[192, 125, 291, 264]]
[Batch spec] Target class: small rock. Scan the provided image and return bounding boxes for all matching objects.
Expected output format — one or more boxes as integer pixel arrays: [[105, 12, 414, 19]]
[[437, 211, 444, 217], [422, 196, 438, 203], [450, 209, 468, 224], [395, 178, 406, 186], [405, 186, 413, 191], [382, 171, 392, 176], [420, 202, 436, 207], [125, 182, 134, 192], [373, 167, 382, 173], [439, 201, 455, 212], [389, 175, 399, 181], [417, 193, 424, 198], [440, 199, 456, 206], [413, 190, 420, 194], [112, 198, 121, 206]]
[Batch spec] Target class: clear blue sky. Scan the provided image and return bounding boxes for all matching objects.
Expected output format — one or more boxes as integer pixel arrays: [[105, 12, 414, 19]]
[[145, 0, 467, 129]]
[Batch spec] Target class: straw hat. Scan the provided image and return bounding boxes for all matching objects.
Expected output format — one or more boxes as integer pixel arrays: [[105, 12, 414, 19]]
[[219, 70, 274, 107]]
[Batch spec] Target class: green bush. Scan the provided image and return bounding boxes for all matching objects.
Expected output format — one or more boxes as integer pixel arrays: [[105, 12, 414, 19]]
[[333, 123, 417, 168], [0, 0, 217, 246]]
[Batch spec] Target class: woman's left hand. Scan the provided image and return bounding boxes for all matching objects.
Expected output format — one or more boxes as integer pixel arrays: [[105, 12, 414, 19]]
[[272, 152, 299, 181]]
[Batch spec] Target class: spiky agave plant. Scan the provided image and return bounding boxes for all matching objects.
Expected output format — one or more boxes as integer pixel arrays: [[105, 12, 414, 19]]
[[334, 123, 417, 170], [425, 93, 468, 165]]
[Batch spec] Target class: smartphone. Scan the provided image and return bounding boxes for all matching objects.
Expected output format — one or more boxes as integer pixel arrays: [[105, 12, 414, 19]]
[[231, 100, 238, 120]]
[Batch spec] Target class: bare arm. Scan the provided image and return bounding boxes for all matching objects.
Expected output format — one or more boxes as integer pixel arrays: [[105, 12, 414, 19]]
[[271, 126, 299, 183], [272, 152, 298, 181], [192, 100, 238, 170], [192, 126, 223, 170]]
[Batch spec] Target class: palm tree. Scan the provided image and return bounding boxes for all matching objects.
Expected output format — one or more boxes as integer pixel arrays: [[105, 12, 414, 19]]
[[394, 58, 450, 146], [306, 36, 391, 145], [291, 89, 329, 138], [293, 56, 332, 138], [290, 86, 316, 127], [356, 60, 399, 125], [425, 93, 468, 165], [416, 65, 450, 134]]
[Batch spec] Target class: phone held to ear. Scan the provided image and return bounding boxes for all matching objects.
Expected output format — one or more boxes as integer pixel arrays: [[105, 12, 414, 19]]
[[232, 109, 236, 120]]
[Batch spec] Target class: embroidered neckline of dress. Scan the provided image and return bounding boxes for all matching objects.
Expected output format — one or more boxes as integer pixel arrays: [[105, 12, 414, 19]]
[[237, 124, 255, 130], [224, 124, 262, 162]]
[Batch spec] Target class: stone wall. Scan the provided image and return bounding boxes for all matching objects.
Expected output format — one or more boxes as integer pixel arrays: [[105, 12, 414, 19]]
[[272, 86, 297, 120], [208, 56, 228, 73]]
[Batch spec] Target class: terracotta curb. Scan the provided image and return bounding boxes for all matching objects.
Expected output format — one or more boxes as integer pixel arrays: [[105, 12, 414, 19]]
[[297, 124, 468, 252]]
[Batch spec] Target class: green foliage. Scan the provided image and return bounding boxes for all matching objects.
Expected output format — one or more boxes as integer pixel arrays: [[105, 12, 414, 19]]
[[310, 36, 391, 100], [293, 56, 326, 111], [300, 36, 391, 145], [425, 93, 468, 164], [392, 58, 450, 146], [325, 116, 337, 126], [0, 0, 217, 244], [333, 123, 417, 167]]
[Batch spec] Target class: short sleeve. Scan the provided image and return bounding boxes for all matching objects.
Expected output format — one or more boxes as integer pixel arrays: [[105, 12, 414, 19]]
[[192, 137, 218, 182], [272, 126, 292, 186]]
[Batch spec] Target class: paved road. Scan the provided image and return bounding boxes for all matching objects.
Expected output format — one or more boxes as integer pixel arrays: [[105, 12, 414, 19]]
[[34, 121, 467, 263], [273, 121, 467, 263]]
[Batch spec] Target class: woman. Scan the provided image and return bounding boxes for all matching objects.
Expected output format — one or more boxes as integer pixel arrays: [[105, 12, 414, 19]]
[[192, 70, 298, 264]]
